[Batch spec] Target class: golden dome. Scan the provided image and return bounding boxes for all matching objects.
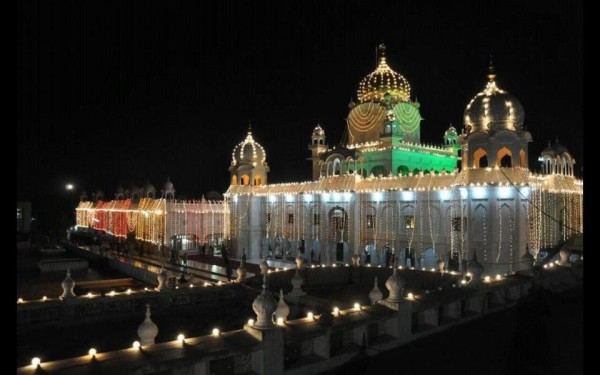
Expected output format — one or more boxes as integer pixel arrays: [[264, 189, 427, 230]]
[[232, 130, 267, 166], [357, 44, 411, 103]]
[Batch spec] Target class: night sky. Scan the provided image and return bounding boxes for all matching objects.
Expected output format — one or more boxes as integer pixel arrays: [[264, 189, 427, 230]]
[[17, 0, 583, 231]]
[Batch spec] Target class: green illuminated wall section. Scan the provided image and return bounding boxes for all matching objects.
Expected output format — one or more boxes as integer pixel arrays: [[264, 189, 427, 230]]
[[351, 147, 458, 177]]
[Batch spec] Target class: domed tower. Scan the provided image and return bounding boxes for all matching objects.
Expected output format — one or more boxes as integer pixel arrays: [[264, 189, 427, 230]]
[[144, 180, 157, 198], [309, 124, 328, 180], [229, 126, 269, 186], [91, 190, 104, 202], [460, 58, 532, 170], [115, 186, 125, 200], [444, 123, 461, 170], [130, 183, 142, 203], [79, 191, 89, 202], [348, 44, 422, 145], [539, 139, 576, 176], [444, 123, 459, 146], [162, 177, 175, 200]]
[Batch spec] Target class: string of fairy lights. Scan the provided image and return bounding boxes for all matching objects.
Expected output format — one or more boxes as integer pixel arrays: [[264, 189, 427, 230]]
[[76, 198, 227, 246]]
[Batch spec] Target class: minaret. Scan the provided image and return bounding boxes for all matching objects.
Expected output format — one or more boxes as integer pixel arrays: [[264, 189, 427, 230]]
[[308, 124, 328, 180]]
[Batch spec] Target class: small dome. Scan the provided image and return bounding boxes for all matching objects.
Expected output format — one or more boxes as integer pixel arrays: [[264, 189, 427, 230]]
[[464, 65, 524, 134], [541, 139, 570, 157], [232, 130, 267, 166], [312, 124, 325, 137], [444, 124, 458, 138], [164, 178, 174, 190], [357, 44, 411, 103], [145, 181, 156, 193]]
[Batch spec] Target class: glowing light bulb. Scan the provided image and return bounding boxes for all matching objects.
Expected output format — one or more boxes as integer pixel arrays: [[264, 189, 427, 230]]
[[277, 317, 284, 325], [17, 298, 24, 303], [132, 341, 141, 350], [307, 312, 314, 320], [212, 328, 220, 336], [354, 303, 360, 310], [31, 357, 41, 367], [177, 334, 185, 343], [42, 296, 47, 301], [407, 293, 414, 300], [333, 307, 339, 315], [88, 348, 97, 357], [247, 319, 255, 326]]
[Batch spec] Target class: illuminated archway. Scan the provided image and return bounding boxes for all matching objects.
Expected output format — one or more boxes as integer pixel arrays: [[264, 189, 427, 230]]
[[473, 148, 488, 168], [254, 176, 262, 186], [496, 147, 513, 167], [397, 165, 409, 176], [241, 175, 250, 186], [371, 165, 387, 177]]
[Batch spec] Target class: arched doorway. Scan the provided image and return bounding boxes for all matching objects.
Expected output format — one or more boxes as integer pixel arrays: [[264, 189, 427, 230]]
[[497, 147, 513, 167], [473, 148, 488, 168]]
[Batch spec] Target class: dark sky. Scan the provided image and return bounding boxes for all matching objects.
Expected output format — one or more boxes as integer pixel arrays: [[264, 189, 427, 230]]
[[17, 0, 583, 225]]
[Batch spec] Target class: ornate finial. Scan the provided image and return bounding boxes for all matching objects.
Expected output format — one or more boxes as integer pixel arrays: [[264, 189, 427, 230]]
[[248, 121, 252, 134], [488, 54, 496, 81], [379, 43, 386, 56], [138, 304, 159, 345], [61, 268, 76, 299]]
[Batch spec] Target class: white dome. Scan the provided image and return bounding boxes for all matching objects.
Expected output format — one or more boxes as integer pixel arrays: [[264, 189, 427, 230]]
[[464, 69, 524, 134]]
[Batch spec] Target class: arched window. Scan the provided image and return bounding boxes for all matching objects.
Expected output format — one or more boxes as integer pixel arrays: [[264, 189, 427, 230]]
[[497, 147, 513, 167], [371, 165, 387, 177], [241, 175, 250, 185], [397, 165, 409, 176], [333, 159, 341, 175], [473, 148, 488, 168], [254, 176, 262, 185], [319, 139, 324, 145]]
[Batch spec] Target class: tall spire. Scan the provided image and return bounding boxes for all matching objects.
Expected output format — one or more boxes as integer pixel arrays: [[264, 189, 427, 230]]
[[378, 43, 387, 66], [248, 121, 252, 134], [487, 54, 496, 81]]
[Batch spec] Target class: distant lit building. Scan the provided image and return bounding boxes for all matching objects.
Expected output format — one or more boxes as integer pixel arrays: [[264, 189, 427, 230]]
[[75, 179, 228, 252], [226, 45, 583, 274]]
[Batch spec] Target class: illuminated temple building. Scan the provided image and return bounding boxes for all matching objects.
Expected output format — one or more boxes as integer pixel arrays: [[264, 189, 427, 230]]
[[226, 45, 583, 274], [75, 45, 583, 275]]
